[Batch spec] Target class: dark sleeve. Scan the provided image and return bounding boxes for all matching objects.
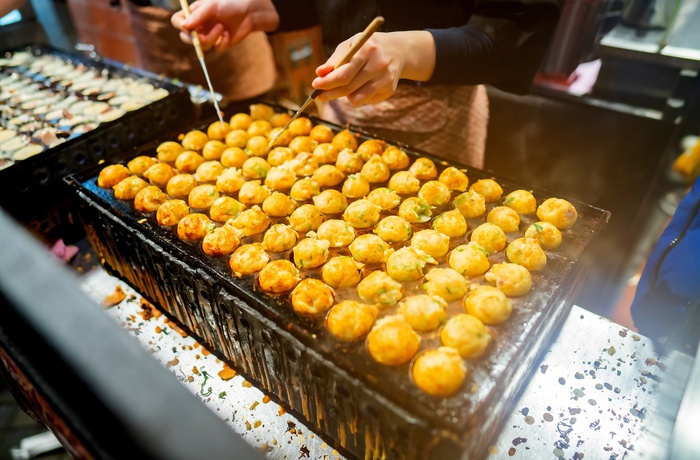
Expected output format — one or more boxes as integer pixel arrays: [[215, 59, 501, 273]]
[[269, 0, 320, 32], [426, 0, 560, 94]]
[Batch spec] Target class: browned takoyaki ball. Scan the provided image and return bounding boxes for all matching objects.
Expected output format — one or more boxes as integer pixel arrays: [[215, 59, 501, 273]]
[[156, 141, 184, 162], [388, 171, 420, 195], [312, 164, 345, 187], [360, 155, 391, 183], [343, 199, 382, 229], [209, 196, 245, 222], [290, 178, 320, 201], [524, 221, 562, 249], [238, 180, 270, 205], [174, 151, 204, 174], [440, 314, 491, 359], [245, 135, 269, 157], [419, 180, 452, 207], [113, 176, 148, 200], [316, 219, 355, 247], [268, 147, 294, 167], [382, 146, 410, 170], [127, 156, 157, 176], [224, 129, 248, 149], [229, 205, 270, 236], [349, 234, 389, 265], [229, 112, 252, 130], [268, 127, 294, 147], [463, 285, 512, 325], [289, 136, 318, 155], [262, 223, 297, 252], [342, 173, 370, 198], [374, 216, 412, 243], [258, 260, 300, 294], [423, 267, 468, 302], [241, 157, 271, 180], [247, 119, 272, 137], [312, 143, 339, 164], [202, 225, 240, 257], [486, 206, 521, 233], [249, 103, 275, 121], [397, 295, 447, 332], [177, 213, 213, 241], [409, 158, 437, 180], [262, 192, 297, 217], [504, 189, 536, 215], [326, 300, 377, 342], [398, 197, 432, 223], [366, 188, 400, 210], [322, 256, 362, 288], [293, 237, 330, 269], [438, 166, 469, 192], [313, 189, 348, 214], [506, 237, 547, 271], [98, 164, 130, 188], [286, 152, 318, 177], [264, 167, 296, 191], [288, 204, 324, 233], [143, 163, 177, 188], [357, 270, 403, 306], [470, 222, 507, 253], [309, 124, 334, 143], [386, 247, 434, 282], [270, 112, 292, 128], [448, 242, 490, 277], [453, 189, 486, 218], [537, 198, 577, 229], [485, 263, 533, 297], [367, 316, 420, 366], [216, 168, 246, 195], [181, 130, 208, 151], [156, 199, 189, 226], [335, 149, 364, 174], [202, 140, 227, 161], [356, 139, 385, 161], [188, 184, 219, 209], [411, 229, 451, 258], [134, 185, 167, 213], [331, 129, 358, 151], [195, 160, 224, 182], [229, 243, 269, 277], [206, 120, 232, 141], [291, 278, 335, 315], [412, 347, 466, 396], [431, 209, 468, 238], [288, 117, 313, 137], [470, 179, 503, 203]]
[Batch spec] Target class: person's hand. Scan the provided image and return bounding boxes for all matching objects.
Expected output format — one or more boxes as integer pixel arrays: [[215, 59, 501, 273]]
[[312, 31, 436, 106], [171, 0, 279, 52]]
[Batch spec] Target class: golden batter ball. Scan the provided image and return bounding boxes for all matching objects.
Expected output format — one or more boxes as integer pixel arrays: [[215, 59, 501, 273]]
[[247, 119, 272, 138], [440, 314, 491, 359], [127, 156, 157, 176], [209, 196, 245, 222], [485, 263, 532, 297], [331, 129, 358, 151], [156, 141, 184, 162], [291, 278, 335, 315], [412, 347, 466, 396], [268, 127, 294, 147], [283, 153, 316, 178], [537, 197, 577, 230], [506, 237, 547, 271], [134, 185, 167, 213], [342, 173, 370, 198], [448, 242, 490, 277], [365, 188, 399, 210], [258, 260, 300, 294], [349, 234, 389, 265], [309, 124, 334, 143], [343, 199, 382, 229], [215, 168, 246, 194], [312, 143, 339, 164], [224, 129, 248, 149], [98, 164, 130, 188], [367, 316, 421, 366], [470, 179, 503, 203], [288, 204, 324, 233], [355, 139, 383, 160], [486, 206, 521, 233], [220, 148, 248, 169], [312, 164, 345, 187], [264, 167, 296, 191], [326, 301, 378, 344], [504, 189, 536, 215], [386, 247, 434, 282], [409, 158, 437, 180], [470, 222, 507, 253], [188, 184, 219, 209], [463, 285, 512, 325], [357, 270, 403, 307], [411, 229, 451, 259], [398, 294, 447, 332], [267, 147, 294, 166], [262, 192, 297, 217], [290, 178, 320, 201], [262, 223, 297, 252], [195, 160, 224, 182], [524, 221, 562, 249], [202, 140, 227, 161], [144, 162, 176, 187], [229, 205, 270, 236], [288, 117, 313, 137], [245, 135, 269, 157], [269, 112, 291, 128], [424, 267, 468, 302], [360, 155, 390, 183], [177, 213, 213, 241], [181, 130, 208, 151], [175, 150, 205, 173], [322, 256, 362, 288], [229, 243, 269, 277], [382, 146, 410, 170], [241, 156, 271, 180], [431, 209, 468, 238], [388, 171, 421, 195], [398, 196, 433, 223], [336, 148, 364, 174], [156, 199, 189, 226], [249, 103, 275, 121], [237, 180, 270, 205], [374, 216, 412, 243], [419, 180, 452, 207], [206, 120, 232, 141], [316, 219, 356, 247], [314, 189, 348, 215], [293, 237, 330, 269], [438, 166, 469, 192], [289, 136, 318, 155], [202, 225, 240, 257], [165, 174, 195, 197], [453, 189, 486, 219], [229, 112, 252, 130], [113, 176, 148, 200]]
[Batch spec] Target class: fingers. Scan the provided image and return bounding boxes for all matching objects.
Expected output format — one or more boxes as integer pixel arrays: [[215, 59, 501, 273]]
[[346, 74, 397, 106], [181, 0, 213, 30], [197, 23, 225, 50], [179, 30, 193, 45], [215, 30, 231, 52]]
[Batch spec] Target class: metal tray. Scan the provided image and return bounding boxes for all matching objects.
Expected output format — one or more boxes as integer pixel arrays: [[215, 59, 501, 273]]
[[66, 108, 609, 459]]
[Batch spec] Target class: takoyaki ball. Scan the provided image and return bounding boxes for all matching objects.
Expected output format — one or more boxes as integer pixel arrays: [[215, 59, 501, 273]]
[[156, 141, 184, 163], [216, 168, 246, 194], [524, 221, 562, 249], [229, 243, 269, 277], [453, 189, 486, 218], [127, 156, 157, 176], [486, 206, 521, 233], [448, 242, 490, 277], [188, 184, 219, 209], [408, 158, 437, 180], [343, 199, 382, 229], [165, 174, 198, 197], [374, 216, 412, 243], [506, 237, 547, 271], [195, 160, 224, 182], [336, 148, 364, 174], [98, 164, 130, 188], [440, 314, 491, 359], [367, 187, 400, 210], [270, 112, 292, 128], [424, 267, 468, 302], [386, 247, 434, 282], [312, 164, 345, 187], [209, 196, 245, 222], [224, 129, 248, 149], [485, 263, 532, 297], [288, 204, 324, 233], [156, 199, 189, 226], [412, 347, 466, 396], [206, 120, 232, 141], [293, 237, 330, 269], [312, 143, 339, 164], [398, 197, 433, 223], [268, 127, 294, 147], [288, 117, 313, 137], [411, 229, 451, 258], [342, 173, 370, 198], [290, 178, 320, 201], [309, 124, 334, 143], [262, 223, 297, 252], [360, 155, 390, 183], [431, 209, 467, 238], [267, 147, 294, 166], [327, 300, 378, 342], [291, 278, 335, 315], [313, 189, 347, 214], [245, 135, 269, 157], [349, 234, 389, 264], [469, 179, 503, 203], [229, 112, 252, 130], [202, 140, 227, 161], [388, 171, 420, 195], [249, 103, 275, 121], [202, 225, 240, 257], [382, 146, 410, 170], [242, 156, 271, 180], [322, 256, 362, 288], [262, 192, 297, 217], [229, 205, 270, 236], [367, 315, 421, 366], [177, 213, 213, 241], [537, 197, 577, 229], [317, 219, 355, 247], [247, 119, 272, 138], [181, 130, 208, 151], [470, 222, 507, 253], [141, 163, 176, 189], [397, 295, 447, 332], [357, 270, 403, 306], [463, 285, 512, 325], [357, 139, 386, 161], [438, 166, 469, 192], [238, 180, 270, 205], [504, 189, 536, 215], [418, 180, 452, 207], [331, 129, 358, 151], [113, 176, 148, 200], [134, 185, 167, 213], [264, 167, 296, 191], [289, 136, 318, 154], [258, 260, 300, 294], [175, 151, 206, 173]]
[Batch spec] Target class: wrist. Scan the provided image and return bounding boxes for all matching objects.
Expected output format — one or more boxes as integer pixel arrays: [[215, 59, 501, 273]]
[[394, 31, 436, 82], [245, 0, 280, 32]]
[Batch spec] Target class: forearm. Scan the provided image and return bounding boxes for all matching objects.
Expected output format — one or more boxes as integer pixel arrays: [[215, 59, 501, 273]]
[[394, 30, 436, 82]]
